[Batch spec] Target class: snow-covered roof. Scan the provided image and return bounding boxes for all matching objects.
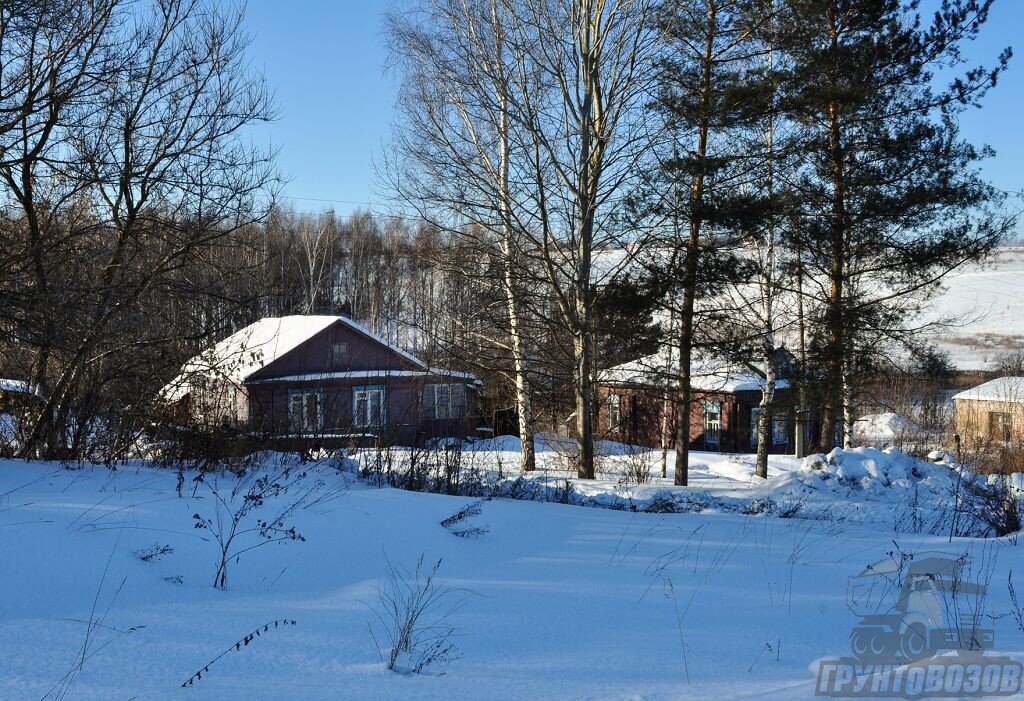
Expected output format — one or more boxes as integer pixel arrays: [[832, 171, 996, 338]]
[[246, 369, 480, 385], [0, 379, 32, 395], [600, 346, 789, 393], [161, 316, 429, 402], [951, 377, 1024, 403]]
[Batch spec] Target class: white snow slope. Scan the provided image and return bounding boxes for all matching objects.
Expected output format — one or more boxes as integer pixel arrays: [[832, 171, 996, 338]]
[[916, 247, 1024, 370], [2, 444, 1024, 700]]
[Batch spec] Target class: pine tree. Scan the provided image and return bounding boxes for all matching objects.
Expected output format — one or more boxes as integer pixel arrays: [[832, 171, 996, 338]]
[[632, 0, 774, 485], [775, 0, 1013, 450]]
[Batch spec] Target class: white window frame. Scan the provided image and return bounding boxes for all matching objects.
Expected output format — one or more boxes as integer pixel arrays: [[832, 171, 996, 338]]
[[353, 385, 386, 429], [288, 388, 323, 434], [607, 393, 622, 428], [703, 400, 722, 449], [423, 383, 465, 420]]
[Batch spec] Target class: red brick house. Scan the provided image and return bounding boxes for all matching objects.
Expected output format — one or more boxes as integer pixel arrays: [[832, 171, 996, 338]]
[[597, 347, 796, 453], [161, 316, 479, 446]]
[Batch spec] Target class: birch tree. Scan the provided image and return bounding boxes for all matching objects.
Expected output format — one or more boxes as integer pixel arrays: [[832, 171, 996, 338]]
[[506, 0, 659, 479], [387, 0, 659, 478], [385, 0, 539, 471], [727, 1, 794, 478]]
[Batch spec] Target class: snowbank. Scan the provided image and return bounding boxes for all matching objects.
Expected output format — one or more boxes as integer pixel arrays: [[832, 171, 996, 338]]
[[354, 437, 1017, 535], [0, 444, 1022, 699], [853, 412, 918, 445]]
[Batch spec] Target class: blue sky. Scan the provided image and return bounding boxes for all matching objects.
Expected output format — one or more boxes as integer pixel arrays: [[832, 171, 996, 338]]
[[242, 0, 1023, 225], [244, 1, 397, 215]]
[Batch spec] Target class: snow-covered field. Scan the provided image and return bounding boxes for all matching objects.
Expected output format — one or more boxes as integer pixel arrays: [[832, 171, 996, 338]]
[[925, 247, 1024, 370], [3, 441, 1024, 700]]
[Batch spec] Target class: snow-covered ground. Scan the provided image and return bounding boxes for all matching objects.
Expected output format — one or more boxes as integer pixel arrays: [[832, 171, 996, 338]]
[[3, 441, 1024, 700], [919, 247, 1024, 370]]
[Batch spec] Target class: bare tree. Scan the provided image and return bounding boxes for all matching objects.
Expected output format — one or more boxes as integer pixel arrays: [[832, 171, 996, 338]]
[[0, 0, 119, 448], [0, 0, 277, 459], [505, 0, 660, 478], [385, 0, 540, 471], [294, 211, 339, 314]]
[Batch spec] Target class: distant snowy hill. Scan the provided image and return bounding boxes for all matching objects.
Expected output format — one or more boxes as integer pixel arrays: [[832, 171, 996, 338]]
[[926, 247, 1024, 370]]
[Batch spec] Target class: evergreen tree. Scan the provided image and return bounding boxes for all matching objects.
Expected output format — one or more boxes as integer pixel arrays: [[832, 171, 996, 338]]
[[631, 0, 773, 485], [775, 0, 1013, 449]]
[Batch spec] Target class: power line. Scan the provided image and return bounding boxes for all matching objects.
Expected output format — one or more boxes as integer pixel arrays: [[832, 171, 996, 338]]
[[273, 194, 437, 223], [278, 194, 392, 208]]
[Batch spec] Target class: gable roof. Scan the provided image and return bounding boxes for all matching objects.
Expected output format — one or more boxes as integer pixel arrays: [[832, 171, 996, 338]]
[[600, 346, 789, 393], [161, 315, 428, 401], [951, 377, 1024, 403]]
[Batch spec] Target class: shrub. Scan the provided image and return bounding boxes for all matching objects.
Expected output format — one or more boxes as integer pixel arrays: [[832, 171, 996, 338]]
[[367, 554, 473, 674], [619, 444, 655, 485], [960, 474, 1022, 538], [440, 500, 489, 538], [191, 458, 328, 589]]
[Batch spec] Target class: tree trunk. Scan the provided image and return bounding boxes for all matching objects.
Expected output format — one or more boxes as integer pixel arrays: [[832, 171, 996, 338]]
[[819, 119, 846, 450], [675, 290, 696, 487], [492, 14, 536, 472], [794, 217, 809, 459], [574, 329, 595, 479], [819, 12, 847, 453], [503, 252, 534, 472], [842, 359, 855, 449], [756, 360, 775, 478], [755, 75, 777, 480], [572, 0, 601, 481], [673, 0, 717, 487]]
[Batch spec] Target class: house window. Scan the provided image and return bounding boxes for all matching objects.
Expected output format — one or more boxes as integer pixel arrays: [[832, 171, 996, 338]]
[[288, 388, 322, 434], [224, 385, 238, 425], [772, 411, 789, 445], [607, 393, 622, 428], [423, 383, 465, 420], [331, 342, 349, 369], [353, 385, 386, 429], [989, 411, 1012, 443], [703, 400, 722, 449], [751, 408, 789, 449]]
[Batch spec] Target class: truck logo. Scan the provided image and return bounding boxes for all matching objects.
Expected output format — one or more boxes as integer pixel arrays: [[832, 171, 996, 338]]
[[815, 552, 1023, 698]]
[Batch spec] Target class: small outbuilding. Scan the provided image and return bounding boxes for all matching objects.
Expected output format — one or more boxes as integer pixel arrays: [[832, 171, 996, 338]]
[[952, 377, 1024, 447], [161, 316, 480, 446], [0, 379, 41, 455]]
